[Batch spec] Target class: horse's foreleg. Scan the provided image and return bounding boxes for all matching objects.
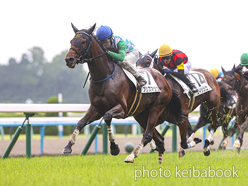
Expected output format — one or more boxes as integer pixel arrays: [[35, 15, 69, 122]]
[[125, 107, 163, 163], [234, 118, 248, 154], [151, 128, 165, 164], [220, 121, 229, 151], [178, 121, 188, 157], [103, 104, 125, 156], [62, 107, 102, 154]]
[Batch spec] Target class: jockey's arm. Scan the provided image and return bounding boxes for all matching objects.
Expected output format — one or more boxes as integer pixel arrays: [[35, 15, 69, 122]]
[[177, 62, 184, 74], [108, 41, 127, 62]]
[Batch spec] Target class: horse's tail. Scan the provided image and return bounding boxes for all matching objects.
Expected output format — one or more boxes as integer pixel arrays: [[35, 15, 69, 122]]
[[165, 89, 187, 124], [218, 81, 233, 105]]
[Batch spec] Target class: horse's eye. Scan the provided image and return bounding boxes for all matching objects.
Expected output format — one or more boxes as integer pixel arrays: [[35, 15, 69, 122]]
[[81, 40, 86, 44]]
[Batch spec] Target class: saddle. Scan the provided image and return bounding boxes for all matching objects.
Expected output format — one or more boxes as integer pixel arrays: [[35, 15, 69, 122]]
[[169, 71, 212, 99], [122, 67, 161, 93]]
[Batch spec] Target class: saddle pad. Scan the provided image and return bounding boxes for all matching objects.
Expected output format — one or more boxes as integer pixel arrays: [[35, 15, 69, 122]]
[[123, 68, 161, 93], [170, 71, 212, 99]]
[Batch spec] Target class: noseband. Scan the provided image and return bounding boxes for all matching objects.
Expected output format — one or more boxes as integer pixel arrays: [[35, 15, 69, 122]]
[[70, 31, 107, 64]]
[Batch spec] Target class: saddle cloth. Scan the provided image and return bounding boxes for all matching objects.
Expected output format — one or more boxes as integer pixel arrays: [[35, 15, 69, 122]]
[[123, 68, 161, 93], [169, 71, 212, 99]]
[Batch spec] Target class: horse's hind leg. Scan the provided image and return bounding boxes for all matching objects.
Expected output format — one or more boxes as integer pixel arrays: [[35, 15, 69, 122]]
[[62, 106, 102, 154], [103, 105, 125, 156]]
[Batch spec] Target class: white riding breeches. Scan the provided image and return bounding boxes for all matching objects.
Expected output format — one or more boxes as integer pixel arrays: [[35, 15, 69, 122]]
[[123, 48, 140, 66]]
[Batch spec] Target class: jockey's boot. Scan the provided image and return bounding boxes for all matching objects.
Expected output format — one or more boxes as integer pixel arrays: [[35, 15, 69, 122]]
[[119, 61, 147, 87]]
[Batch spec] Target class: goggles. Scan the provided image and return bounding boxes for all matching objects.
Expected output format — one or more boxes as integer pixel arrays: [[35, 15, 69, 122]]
[[159, 56, 171, 62]]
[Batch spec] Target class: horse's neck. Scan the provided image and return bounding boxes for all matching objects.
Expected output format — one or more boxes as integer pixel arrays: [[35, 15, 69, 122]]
[[87, 41, 114, 81], [237, 76, 248, 97], [153, 62, 164, 75]]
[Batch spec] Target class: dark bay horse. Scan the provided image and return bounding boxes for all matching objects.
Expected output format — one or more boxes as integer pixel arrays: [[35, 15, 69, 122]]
[[192, 81, 237, 151], [136, 50, 221, 156], [222, 65, 248, 154], [62, 23, 185, 163]]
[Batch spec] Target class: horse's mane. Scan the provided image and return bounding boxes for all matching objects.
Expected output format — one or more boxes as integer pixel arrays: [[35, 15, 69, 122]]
[[234, 65, 243, 76], [218, 81, 235, 106], [234, 65, 248, 81]]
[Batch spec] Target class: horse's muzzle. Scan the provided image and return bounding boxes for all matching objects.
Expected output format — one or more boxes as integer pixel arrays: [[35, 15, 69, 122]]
[[65, 57, 76, 68]]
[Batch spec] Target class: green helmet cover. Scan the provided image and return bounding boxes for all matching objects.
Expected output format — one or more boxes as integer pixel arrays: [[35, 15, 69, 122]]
[[241, 53, 248, 65]]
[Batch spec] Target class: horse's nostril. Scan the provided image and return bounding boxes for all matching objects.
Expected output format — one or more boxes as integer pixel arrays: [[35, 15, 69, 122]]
[[65, 57, 75, 63]]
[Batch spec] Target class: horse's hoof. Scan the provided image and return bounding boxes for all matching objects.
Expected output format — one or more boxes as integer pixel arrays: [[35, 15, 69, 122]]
[[62, 147, 72, 154], [204, 149, 211, 156], [110, 144, 120, 156], [179, 150, 186, 157], [222, 146, 226, 152], [61, 142, 72, 154], [237, 147, 241, 154], [221, 141, 227, 148], [194, 138, 202, 144], [124, 154, 134, 163]]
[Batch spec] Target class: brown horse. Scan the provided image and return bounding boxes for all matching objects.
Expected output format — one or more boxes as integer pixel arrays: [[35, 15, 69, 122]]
[[222, 65, 248, 154], [62, 23, 185, 163], [136, 50, 221, 156]]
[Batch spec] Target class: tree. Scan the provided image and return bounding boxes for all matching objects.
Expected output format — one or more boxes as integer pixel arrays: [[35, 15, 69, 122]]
[[0, 47, 90, 103], [28, 46, 46, 76]]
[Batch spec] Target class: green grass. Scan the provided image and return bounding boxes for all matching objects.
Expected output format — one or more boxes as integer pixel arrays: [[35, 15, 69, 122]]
[[0, 151, 248, 186]]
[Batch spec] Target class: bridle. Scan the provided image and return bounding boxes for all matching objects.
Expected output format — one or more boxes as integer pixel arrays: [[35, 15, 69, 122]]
[[70, 31, 107, 64], [223, 73, 243, 93], [70, 31, 115, 84]]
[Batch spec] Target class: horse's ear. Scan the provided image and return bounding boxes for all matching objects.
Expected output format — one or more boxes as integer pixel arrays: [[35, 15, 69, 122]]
[[87, 23, 96, 35], [150, 49, 158, 58], [139, 51, 142, 57], [71, 23, 79, 33], [221, 66, 226, 73], [232, 64, 236, 72]]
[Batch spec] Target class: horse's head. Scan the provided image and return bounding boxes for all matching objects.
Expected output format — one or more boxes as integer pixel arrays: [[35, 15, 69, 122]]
[[65, 23, 96, 68], [222, 64, 242, 91], [136, 49, 158, 68]]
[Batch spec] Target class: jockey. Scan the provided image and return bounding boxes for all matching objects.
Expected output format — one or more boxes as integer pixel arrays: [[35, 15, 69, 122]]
[[209, 68, 223, 82], [158, 44, 197, 92], [96, 25, 147, 87], [240, 53, 248, 79]]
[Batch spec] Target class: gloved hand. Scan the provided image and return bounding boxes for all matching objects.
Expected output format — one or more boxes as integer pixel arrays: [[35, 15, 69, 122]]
[[163, 68, 172, 73]]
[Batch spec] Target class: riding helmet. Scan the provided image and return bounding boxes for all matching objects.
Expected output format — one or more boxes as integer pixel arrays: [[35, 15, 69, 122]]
[[96, 25, 113, 40], [241, 53, 248, 66], [209, 68, 219, 79], [159, 44, 172, 57]]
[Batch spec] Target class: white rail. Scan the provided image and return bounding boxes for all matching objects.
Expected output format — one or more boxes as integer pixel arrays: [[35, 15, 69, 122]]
[[0, 104, 90, 113]]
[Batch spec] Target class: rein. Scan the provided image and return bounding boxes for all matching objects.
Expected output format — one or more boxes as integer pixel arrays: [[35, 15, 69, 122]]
[[71, 31, 113, 84], [89, 63, 116, 83]]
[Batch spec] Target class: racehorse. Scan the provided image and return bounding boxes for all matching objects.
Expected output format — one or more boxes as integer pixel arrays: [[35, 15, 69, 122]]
[[222, 65, 248, 154], [62, 23, 186, 163], [192, 81, 237, 151], [136, 50, 221, 156]]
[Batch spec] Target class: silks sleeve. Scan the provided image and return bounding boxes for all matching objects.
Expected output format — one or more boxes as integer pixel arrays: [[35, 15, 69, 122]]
[[108, 40, 127, 62], [177, 62, 184, 74]]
